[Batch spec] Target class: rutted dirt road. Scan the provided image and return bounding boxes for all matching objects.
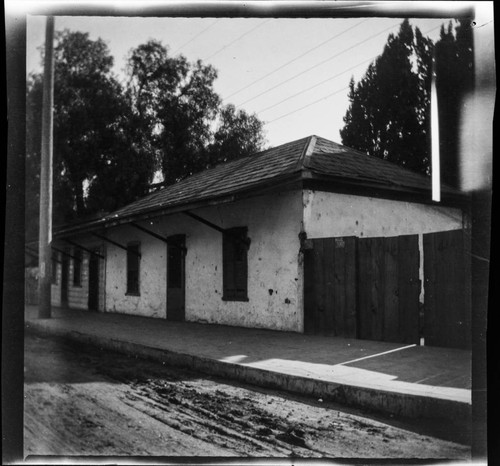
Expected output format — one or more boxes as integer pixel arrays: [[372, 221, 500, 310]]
[[24, 333, 470, 458]]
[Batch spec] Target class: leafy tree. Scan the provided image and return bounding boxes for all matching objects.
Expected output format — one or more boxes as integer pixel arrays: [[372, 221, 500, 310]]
[[340, 19, 434, 175], [26, 30, 158, 229], [27, 33, 267, 235], [125, 40, 267, 185], [435, 19, 474, 188], [206, 104, 267, 167]]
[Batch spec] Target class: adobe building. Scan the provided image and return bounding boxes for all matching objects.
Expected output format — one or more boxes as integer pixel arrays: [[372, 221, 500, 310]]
[[48, 136, 471, 349]]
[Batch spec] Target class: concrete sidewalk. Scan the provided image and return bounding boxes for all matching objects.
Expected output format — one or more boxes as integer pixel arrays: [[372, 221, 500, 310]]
[[24, 306, 471, 421]]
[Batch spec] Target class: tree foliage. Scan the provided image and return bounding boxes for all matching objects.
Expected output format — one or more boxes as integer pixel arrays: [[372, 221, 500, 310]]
[[434, 19, 474, 187], [340, 20, 434, 175], [206, 104, 267, 168], [26, 32, 267, 236], [125, 40, 266, 185], [340, 19, 474, 181]]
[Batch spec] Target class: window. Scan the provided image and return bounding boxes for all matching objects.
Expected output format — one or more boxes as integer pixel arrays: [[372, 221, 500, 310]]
[[222, 227, 249, 301], [126, 242, 141, 295], [73, 248, 82, 286]]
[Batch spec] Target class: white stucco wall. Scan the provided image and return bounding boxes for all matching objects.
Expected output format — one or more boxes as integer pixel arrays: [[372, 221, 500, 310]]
[[104, 190, 304, 332], [303, 190, 464, 239], [105, 225, 168, 319]]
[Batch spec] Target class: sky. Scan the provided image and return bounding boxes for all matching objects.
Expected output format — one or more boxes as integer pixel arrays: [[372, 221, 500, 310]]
[[26, 12, 454, 148]]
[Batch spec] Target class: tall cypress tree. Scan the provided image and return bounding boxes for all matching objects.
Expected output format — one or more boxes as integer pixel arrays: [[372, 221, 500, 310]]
[[340, 19, 473, 181], [340, 20, 433, 175], [435, 19, 474, 188]]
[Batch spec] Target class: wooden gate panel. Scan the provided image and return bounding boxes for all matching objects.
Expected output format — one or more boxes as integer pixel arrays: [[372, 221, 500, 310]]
[[357, 235, 419, 344], [303, 237, 356, 336], [358, 237, 387, 341], [424, 230, 471, 349], [357, 238, 375, 340], [397, 235, 420, 344], [382, 236, 400, 342], [333, 237, 357, 337]]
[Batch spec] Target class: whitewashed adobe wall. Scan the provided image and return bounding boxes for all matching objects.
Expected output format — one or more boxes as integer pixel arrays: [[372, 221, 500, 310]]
[[185, 190, 304, 332], [104, 190, 304, 332], [302, 190, 464, 239]]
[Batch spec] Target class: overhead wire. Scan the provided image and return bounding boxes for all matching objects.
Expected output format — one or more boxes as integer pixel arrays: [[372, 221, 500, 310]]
[[257, 55, 376, 114], [224, 18, 370, 100], [171, 19, 221, 55], [235, 20, 402, 108], [266, 86, 350, 125], [264, 24, 443, 126], [203, 19, 273, 61]]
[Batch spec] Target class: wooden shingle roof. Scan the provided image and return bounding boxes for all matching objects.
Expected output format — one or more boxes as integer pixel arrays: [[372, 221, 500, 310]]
[[55, 135, 465, 237]]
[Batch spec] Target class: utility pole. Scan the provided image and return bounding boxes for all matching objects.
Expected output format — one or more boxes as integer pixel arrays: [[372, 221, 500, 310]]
[[38, 16, 55, 318]]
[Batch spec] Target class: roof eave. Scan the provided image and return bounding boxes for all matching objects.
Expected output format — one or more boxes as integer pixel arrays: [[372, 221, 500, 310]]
[[302, 171, 470, 209], [53, 171, 305, 239]]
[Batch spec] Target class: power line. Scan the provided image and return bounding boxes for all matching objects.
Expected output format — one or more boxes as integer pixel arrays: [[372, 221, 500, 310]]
[[235, 20, 402, 108], [258, 22, 442, 115], [257, 55, 376, 114], [171, 19, 220, 55], [203, 19, 272, 62], [266, 86, 350, 125], [224, 18, 370, 100], [264, 24, 443, 126]]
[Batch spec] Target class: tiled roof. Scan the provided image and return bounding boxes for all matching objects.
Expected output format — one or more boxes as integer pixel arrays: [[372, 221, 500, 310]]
[[306, 137, 457, 195], [56, 135, 463, 235], [108, 136, 310, 220]]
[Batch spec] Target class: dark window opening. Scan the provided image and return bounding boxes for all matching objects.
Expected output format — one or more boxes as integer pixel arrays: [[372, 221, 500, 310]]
[[73, 248, 82, 286], [168, 238, 184, 289], [126, 242, 140, 295], [223, 227, 249, 302]]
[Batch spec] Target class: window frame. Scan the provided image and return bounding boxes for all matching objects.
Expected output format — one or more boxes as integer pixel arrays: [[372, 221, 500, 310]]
[[222, 226, 249, 302], [126, 241, 141, 296]]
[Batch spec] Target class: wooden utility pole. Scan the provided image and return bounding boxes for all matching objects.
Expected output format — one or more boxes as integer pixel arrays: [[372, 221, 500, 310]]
[[38, 16, 55, 318]]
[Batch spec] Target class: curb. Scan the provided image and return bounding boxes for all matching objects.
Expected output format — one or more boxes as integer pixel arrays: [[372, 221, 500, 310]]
[[26, 321, 471, 422]]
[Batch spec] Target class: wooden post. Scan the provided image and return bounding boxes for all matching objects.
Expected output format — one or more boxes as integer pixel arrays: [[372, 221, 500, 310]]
[[38, 16, 55, 319]]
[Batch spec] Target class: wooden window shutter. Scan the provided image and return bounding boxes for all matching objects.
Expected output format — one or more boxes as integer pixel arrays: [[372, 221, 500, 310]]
[[127, 242, 140, 295], [223, 227, 248, 301]]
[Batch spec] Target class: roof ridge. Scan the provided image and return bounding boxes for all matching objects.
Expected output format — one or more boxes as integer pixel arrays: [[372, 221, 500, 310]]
[[294, 135, 317, 171]]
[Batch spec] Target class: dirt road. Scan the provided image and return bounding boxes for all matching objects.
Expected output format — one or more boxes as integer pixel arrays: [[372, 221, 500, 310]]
[[24, 333, 470, 459]]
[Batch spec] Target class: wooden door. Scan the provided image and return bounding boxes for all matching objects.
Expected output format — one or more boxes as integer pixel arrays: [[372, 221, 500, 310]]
[[304, 237, 357, 336], [88, 251, 99, 311], [423, 230, 471, 349], [167, 235, 186, 321]]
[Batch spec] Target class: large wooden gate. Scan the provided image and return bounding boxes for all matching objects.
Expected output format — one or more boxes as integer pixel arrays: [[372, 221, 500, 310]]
[[304, 234, 420, 344], [304, 230, 470, 349], [423, 230, 471, 349]]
